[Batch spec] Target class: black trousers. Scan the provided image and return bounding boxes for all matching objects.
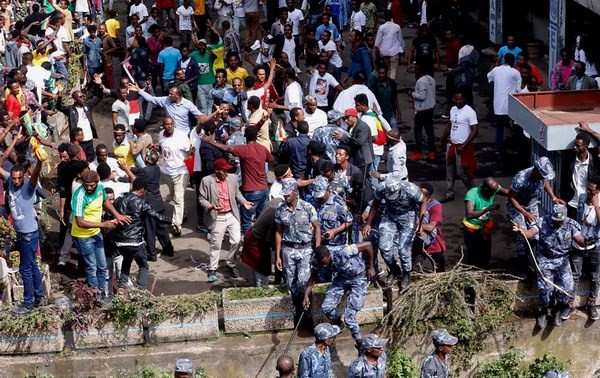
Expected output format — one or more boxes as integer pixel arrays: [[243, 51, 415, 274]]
[[464, 227, 492, 269], [144, 209, 173, 259]]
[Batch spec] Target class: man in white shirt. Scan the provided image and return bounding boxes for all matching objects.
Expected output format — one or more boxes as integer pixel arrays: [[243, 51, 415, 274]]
[[286, 0, 304, 38], [486, 52, 521, 152], [318, 30, 342, 70], [176, 0, 195, 48], [371, 129, 407, 181], [157, 116, 191, 236], [303, 95, 328, 136], [129, 0, 149, 22], [333, 72, 380, 116], [349, 0, 366, 32], [375, 11, 405, 81], [355, 93, 387, 173], [308, 62, 342, 112], [408, 65, 436, 161], [567, 132, 594, 219], [89, 144, 127, 180], [271, 67, 303, 122], [438, 91, 478, 203]]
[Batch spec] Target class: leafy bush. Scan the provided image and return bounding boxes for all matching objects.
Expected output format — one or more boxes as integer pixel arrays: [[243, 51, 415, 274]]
[[477, 348, 570, 378], [386, 347, 418, 378], [0, 306, 63, 336]]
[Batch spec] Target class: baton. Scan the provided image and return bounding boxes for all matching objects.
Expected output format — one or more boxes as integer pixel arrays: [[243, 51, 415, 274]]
[[283, 307, 307, 355]]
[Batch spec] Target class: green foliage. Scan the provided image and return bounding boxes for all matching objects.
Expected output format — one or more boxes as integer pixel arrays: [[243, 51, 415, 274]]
[[23, 371, 55, 378], [386, 347, 418, 378], [477, 348, 570, 378], [0, 306, 63, 336], [224, 285, 290, 300], [23, 365, 213, 378], [383, 264, 517, 372]]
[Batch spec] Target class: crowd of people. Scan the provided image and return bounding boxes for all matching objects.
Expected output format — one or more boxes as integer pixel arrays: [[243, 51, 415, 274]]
[[0, 0, 597, 376]]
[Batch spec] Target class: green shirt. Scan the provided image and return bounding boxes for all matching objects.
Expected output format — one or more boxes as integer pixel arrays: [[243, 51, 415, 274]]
[[71, 183, 107, 238], [463, 186, 502, 228], [360, 2, 377, 29], [189, 50, 215, 85]]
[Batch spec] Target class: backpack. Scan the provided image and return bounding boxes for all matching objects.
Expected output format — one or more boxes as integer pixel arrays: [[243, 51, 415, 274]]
[[365, 111, 386, 146]]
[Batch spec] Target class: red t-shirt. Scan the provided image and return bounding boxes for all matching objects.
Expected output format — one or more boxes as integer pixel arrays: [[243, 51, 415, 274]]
[[232, 143, 273, 192], [446, 38, 462, 69], [425, 201, 446, 253], [5, 95, 21, 120]]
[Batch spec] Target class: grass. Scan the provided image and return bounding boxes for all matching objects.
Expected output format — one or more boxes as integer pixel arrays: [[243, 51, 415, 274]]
[[223, 285, 290, 300]]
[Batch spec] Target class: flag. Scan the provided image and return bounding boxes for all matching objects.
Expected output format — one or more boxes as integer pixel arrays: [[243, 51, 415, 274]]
[[40, 16, 50, 31], [21, 111, 33, 136]]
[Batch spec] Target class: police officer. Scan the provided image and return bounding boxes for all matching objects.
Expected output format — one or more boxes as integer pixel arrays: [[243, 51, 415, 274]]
[[174, 358, 194, 378], [312, 176, 353, 247], [507, 157, 565, 271], [275, 178, 321, 314], [303, 242, 376, 348], [297, 323, 340, 378], [312, 110, 351, 162], [515, 204, 585, 328], [363, 172, 427, 289], [544, 370, 572, 378], [420, 328, 458, 378], [348, 334, 388, 378]]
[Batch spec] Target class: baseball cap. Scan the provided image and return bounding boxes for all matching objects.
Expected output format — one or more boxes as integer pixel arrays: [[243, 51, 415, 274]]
[[431, 328, 458, 346], [213, 158, 233, 171], [281, 178, 297, 196], [385, 173, 403, 200], [174, 358, 194, 374], [327, 110, 343, 122], [362, 334, 388, 349], [344, 108, 359, 118], [304, 95, 317, 104], [311, 176, 329, 199], [551, 204, 567, 222], [314, 323, 341, 341], [198, 39, 207, 44], [533, 157, 555, 180]]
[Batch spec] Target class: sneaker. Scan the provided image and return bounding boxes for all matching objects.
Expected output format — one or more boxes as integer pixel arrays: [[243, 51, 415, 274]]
[[207, 270, 220, 283], [229, 266, 240, 279], [12, 305, 33, 315], [196, 225, 210, 234], [440, 194, 455, 204], [536, 311, 547, 328], [57, 261, 66, 267], [407, 152, 424, 161], [590, 306, 599, 320], [33, 298, 46, 308], [560, 306, 575, 320], [427, 152, 436, 161], [173, 224, 182, 237]]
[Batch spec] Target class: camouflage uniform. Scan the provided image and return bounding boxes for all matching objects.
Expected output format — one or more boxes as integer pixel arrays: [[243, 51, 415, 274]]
[[312, 124, 351, 162], [316, 244, 369, 342], [532, 213, 581, 308], [507, 157, 555, 256], [275, 191, 319, 300], [312, 176, 353, 247], [376, 175, 423, 272], [298, 323, 340, 378], [420, 328, 458, 378], [348, 334, 388, 378], [225, 122, 246, 184]]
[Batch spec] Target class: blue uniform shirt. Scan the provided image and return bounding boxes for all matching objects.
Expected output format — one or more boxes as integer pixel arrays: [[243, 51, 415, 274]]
[[375, 180, 423, 219], [298, 342, 332, 378], [275, 198, 318, 244], [316, 193, 353, 246], [508, 167, 544, 208], [348, 352, 387, 378], [533, 215, 582, 261]]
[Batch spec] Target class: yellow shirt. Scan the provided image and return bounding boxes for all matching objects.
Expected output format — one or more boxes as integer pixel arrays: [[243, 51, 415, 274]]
[[32, 50, 50, 66], [71, 183, 107, 238], [113, 141, 137, 168], [193, 0, 205, 15], [226, 67, 248, 85], [105, 18, 120, 39]]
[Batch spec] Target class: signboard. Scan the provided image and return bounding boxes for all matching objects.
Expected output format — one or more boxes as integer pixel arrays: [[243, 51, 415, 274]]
[[548, 0, 566, 78], [489, 0, 502, 44]]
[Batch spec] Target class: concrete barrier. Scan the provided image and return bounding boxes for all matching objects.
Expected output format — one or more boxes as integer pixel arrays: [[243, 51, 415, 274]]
[[73, 322, 145, 350], [0, 330, 64, 355], [309, 283, 384, 326], [147, 304, 220, 343]]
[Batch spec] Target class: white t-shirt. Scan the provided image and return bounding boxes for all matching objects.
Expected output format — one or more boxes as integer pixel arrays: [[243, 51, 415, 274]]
[[54, 26, 70, 55], [449, 105, 477, 144], [309, 72, 339, 107], [243, 87, 266, 120], [176, 6, 194, 31], [159, 129, 191, 176], [287, 9, 304, 36], [284, 81, 303, 121], [350, 10, 366, 31], [318, 40, 342, 68], [75, 0, 90, 13], [129, 3, 149, 18], [76, 107, 94, 142], [102, 181, 131, 199], [305, 108, 328, 136], [27, 65, 51, 106], [282, 37, 297, 68], [487, 65, 521, 115], [361, 113, 383, 156], [332, 84, 380, 116], [189, 128, 203, 172]]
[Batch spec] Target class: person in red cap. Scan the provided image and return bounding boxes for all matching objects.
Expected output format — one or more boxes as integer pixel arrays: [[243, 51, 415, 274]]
[[332, 108, 374, 177], [199, 158, 254, 282]]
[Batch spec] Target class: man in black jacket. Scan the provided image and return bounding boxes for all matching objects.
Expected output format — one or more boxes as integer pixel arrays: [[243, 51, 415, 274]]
[[113, 178, 173, 290], [265, 24, 300, 72], [56, 80, 103, 162]]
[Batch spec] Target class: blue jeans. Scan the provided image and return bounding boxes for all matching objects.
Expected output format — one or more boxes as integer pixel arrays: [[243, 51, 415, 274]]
[[74, 233, 107, 292], [240, 189, 268, 233], [17, 230, 44, 307]]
